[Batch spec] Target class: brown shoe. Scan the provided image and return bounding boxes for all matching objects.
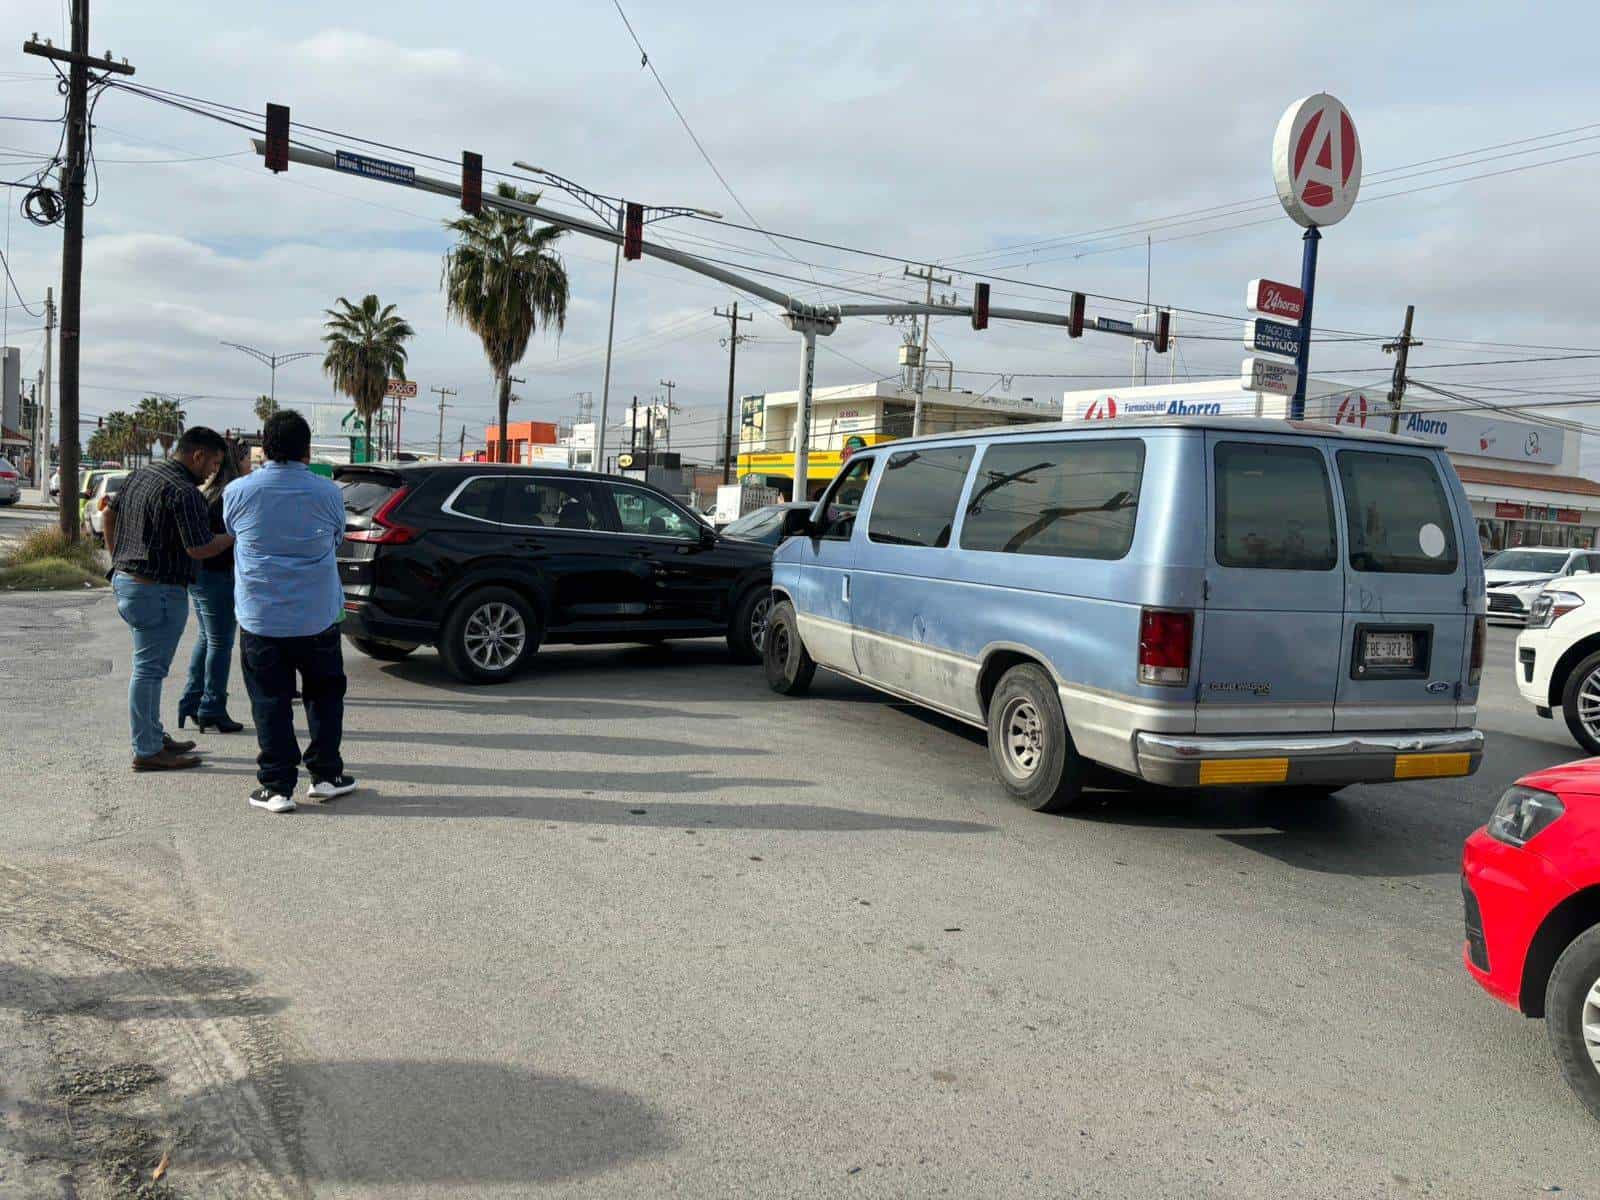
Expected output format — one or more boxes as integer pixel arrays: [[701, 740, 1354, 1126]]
[[133, 749, 202, 772], [163, 734, 197, 754]]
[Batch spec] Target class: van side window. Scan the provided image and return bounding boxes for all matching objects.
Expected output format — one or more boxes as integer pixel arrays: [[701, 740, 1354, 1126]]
[[867, 446, 974, 548], [819, 457, 874, 541], [960, 439, 1142, 560], [1214, 442, 1337, 571], [1336, 450, 1458, 575]]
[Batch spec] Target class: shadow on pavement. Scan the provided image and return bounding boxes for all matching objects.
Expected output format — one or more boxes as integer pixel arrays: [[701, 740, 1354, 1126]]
[[295, 791, 997, 834], [342, 695, 728, 721], [0, 963, 290, 1021], [338, 729, 771, 757], [201, 762, 812, 795]]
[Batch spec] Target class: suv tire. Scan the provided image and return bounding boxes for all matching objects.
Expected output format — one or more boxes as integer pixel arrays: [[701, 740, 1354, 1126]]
[[439, 587, 541, 684], [764, 600, 815, 695], [1545, 922, 1600, 1122], [1560, 650, 1600, 755], [348, 636, 417, 662], [727, 587, 772, 664], [987, 664, 1085, 813]]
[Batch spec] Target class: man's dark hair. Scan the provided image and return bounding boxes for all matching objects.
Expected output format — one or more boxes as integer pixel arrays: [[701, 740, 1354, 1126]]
[[262, 409, 312, 463], [175, 426, 227, 457]]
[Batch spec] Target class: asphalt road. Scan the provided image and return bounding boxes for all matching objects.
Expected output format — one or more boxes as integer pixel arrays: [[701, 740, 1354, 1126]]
[[1, 603, 1596, 1198], [0, 501, 57, 549]]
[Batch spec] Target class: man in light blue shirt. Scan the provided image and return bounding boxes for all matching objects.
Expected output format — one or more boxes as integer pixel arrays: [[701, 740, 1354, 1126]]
[[223, 410, 357, 814]]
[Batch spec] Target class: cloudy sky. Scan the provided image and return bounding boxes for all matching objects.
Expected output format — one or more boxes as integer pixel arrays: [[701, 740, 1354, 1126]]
[[4, 0, 1599, 463]]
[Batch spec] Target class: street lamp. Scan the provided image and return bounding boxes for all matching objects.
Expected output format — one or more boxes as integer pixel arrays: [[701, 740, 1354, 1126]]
[[511, 162, 721, 475], [221, 342, 318, 411]]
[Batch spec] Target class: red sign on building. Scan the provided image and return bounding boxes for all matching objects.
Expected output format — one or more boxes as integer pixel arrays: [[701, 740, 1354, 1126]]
[[1559, 508, 1583, 525], [1245, 278, 1306, 322], [1495, 502, 1526, 519]]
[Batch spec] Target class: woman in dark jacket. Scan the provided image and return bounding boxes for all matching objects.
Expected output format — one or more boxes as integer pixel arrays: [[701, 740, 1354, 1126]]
[[178, 440, 250, 732]]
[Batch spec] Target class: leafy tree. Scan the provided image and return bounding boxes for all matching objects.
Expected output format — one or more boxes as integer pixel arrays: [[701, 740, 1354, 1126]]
[[322, 294, 414, 460], [135, 395, 185, 458], [442, 183, 568, 462], [253, 394, 277, 426]]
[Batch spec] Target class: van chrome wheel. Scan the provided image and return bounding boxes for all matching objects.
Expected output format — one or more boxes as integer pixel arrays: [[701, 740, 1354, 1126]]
[[1000, 696, 1044, 778], [750, 595, 773, 653], [463, 602, 526, 672]]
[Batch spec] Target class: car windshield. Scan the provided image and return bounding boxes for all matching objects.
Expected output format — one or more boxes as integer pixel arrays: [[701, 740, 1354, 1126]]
[[723, 506, 782, 538], [1485, 550, 1567, 573]]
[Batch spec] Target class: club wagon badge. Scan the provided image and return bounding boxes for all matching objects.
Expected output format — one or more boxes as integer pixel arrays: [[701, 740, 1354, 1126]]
[[1273, 94, 1362, 228]]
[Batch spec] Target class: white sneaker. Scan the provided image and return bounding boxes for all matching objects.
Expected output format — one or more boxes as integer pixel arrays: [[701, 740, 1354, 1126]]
[[249, 787, 296, 814], [308, 775, 357, 801]]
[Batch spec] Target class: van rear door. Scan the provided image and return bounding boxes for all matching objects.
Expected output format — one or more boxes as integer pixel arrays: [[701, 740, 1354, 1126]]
[[1198, 435, 1344, 733], [1331, 447, 1470, 731]]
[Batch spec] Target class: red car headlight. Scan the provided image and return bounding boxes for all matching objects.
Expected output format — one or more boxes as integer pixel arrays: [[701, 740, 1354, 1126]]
[[1486, 785, 1565, 846]]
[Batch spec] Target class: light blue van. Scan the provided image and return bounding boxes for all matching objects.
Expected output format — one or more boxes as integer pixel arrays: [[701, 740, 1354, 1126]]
[[764, 417, 1486, 811]]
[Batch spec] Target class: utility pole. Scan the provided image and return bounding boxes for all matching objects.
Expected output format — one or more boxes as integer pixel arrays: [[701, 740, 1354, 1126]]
[[904, 264, 951, 436], [25, 17, 134, 538], [1383, 305, 1420, 435], [715, 302, 753, 483], [431, 385, 457, 459], [630, 395, 639, 457], [40, 288, 53, 489], [458, 424, 466, 463], [657, 379, 677, 453]]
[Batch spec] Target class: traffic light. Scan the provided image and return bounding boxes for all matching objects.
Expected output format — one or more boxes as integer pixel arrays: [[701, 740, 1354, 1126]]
[[1067, 292, 1085, 338], [461, 151, 482, 215], [623, 202, 644, 261], [971, 282, 990, 331], [264, 103, 290, 173], [1154, 308, 1171, 354]]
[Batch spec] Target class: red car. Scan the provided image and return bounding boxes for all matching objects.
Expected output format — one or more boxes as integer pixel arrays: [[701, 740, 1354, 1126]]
[[1463, 760, 1600, 1119]]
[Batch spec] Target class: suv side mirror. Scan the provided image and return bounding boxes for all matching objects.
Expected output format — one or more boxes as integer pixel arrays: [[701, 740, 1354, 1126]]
[[699, 523, 717, 547], [781, 507, 816, 539]]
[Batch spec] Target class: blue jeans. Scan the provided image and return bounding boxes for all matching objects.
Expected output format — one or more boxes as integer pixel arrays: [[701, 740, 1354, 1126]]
[[180, 570, 237, 719], [111, 574, 190, 758]]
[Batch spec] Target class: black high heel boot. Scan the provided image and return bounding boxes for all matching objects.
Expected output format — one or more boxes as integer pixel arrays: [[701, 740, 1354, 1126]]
[[176, 699, 199, 729], [196, 712, 245, 734]]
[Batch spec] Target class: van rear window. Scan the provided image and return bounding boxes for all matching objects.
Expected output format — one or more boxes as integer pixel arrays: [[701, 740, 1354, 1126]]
[[1214, 442, 1337, 571], [960, 439, 1142, 560], [1336, 450, 1457, 574]]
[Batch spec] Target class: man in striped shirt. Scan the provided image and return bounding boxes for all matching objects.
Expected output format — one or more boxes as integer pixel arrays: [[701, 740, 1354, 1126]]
[[103, 427, 234, 771]]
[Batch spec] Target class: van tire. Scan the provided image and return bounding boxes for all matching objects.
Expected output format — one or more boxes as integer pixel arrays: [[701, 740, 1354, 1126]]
[[987, 664, 1085, 813], [1560, 651, 1600, 755], [764, 600, 815, 695], [439, 587, 541, 684], [1544, 923, 1600, 1122]]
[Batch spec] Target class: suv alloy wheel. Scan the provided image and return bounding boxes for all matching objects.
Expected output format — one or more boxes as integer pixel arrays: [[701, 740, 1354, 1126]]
[[439, 587, 541, 684]]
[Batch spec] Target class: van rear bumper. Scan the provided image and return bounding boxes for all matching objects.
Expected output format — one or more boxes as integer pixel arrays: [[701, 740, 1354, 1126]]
[[1133, 728, 1484, 789]]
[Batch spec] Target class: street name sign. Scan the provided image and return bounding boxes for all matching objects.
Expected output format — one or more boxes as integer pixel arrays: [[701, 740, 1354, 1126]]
[[335, 150, 417, 187], [1245, 278, 1305, 321], [1272, 94, 1362, 228], [1241, 356, 1298, 396], [1095, 316, 1134, 335], [1244, 317, 1301, 359]]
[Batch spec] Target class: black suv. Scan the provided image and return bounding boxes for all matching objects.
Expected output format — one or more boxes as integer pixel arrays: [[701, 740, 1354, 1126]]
[[335, 463, 774, 683]]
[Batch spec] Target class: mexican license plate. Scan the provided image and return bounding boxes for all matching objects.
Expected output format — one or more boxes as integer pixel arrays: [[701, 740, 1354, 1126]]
[[1363, 631, 1416, 666]]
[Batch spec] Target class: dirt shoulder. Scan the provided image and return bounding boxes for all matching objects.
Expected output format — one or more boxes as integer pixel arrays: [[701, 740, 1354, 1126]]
[[0, 861, 304, 1199]]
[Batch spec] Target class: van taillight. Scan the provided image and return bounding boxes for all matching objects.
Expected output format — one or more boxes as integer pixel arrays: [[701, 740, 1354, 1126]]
[[1469, 615, 1485, 686], [1138, 608, 1193, 686], [344, 486, 416, 545]]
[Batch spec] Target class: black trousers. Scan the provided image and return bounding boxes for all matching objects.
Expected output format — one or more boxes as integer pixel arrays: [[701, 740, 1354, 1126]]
[[240, 624, 346, 795]]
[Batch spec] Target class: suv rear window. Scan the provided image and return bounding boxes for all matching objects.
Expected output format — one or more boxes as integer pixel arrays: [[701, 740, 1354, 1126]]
[[1337, 450, 1458, 574], [1214, 442, 1337, 571], [961, 439, 1143, 560], [340, 477, 400, 516], [868, 446, 974, 548]]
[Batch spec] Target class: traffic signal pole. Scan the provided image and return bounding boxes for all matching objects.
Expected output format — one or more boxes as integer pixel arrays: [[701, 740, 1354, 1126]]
[[251, 137, 1172, 501]]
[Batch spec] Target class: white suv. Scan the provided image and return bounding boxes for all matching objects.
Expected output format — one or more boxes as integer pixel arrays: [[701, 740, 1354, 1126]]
[[1515, 574, 1600, 751]]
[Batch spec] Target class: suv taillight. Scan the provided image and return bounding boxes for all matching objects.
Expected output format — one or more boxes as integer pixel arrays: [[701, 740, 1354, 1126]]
[[344, 486, 416, 545], [1138, 608, 1193, 686], [1469, 615, 1485, 686]]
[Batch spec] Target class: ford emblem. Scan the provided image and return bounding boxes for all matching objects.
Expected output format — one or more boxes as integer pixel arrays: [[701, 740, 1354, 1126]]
[[1426, 681, 1450, 694]]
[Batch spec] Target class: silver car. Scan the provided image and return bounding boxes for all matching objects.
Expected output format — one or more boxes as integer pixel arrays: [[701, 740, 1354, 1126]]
[[0, 457, 20, 505]]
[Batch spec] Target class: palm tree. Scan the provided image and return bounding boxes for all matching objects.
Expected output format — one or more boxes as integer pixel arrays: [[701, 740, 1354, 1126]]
[[442, 182, 569, 463], [135, 395, 185, 458], [253, 394, 277, 427], [322, 295, 414, 460], [102, 411, 136, 465]]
